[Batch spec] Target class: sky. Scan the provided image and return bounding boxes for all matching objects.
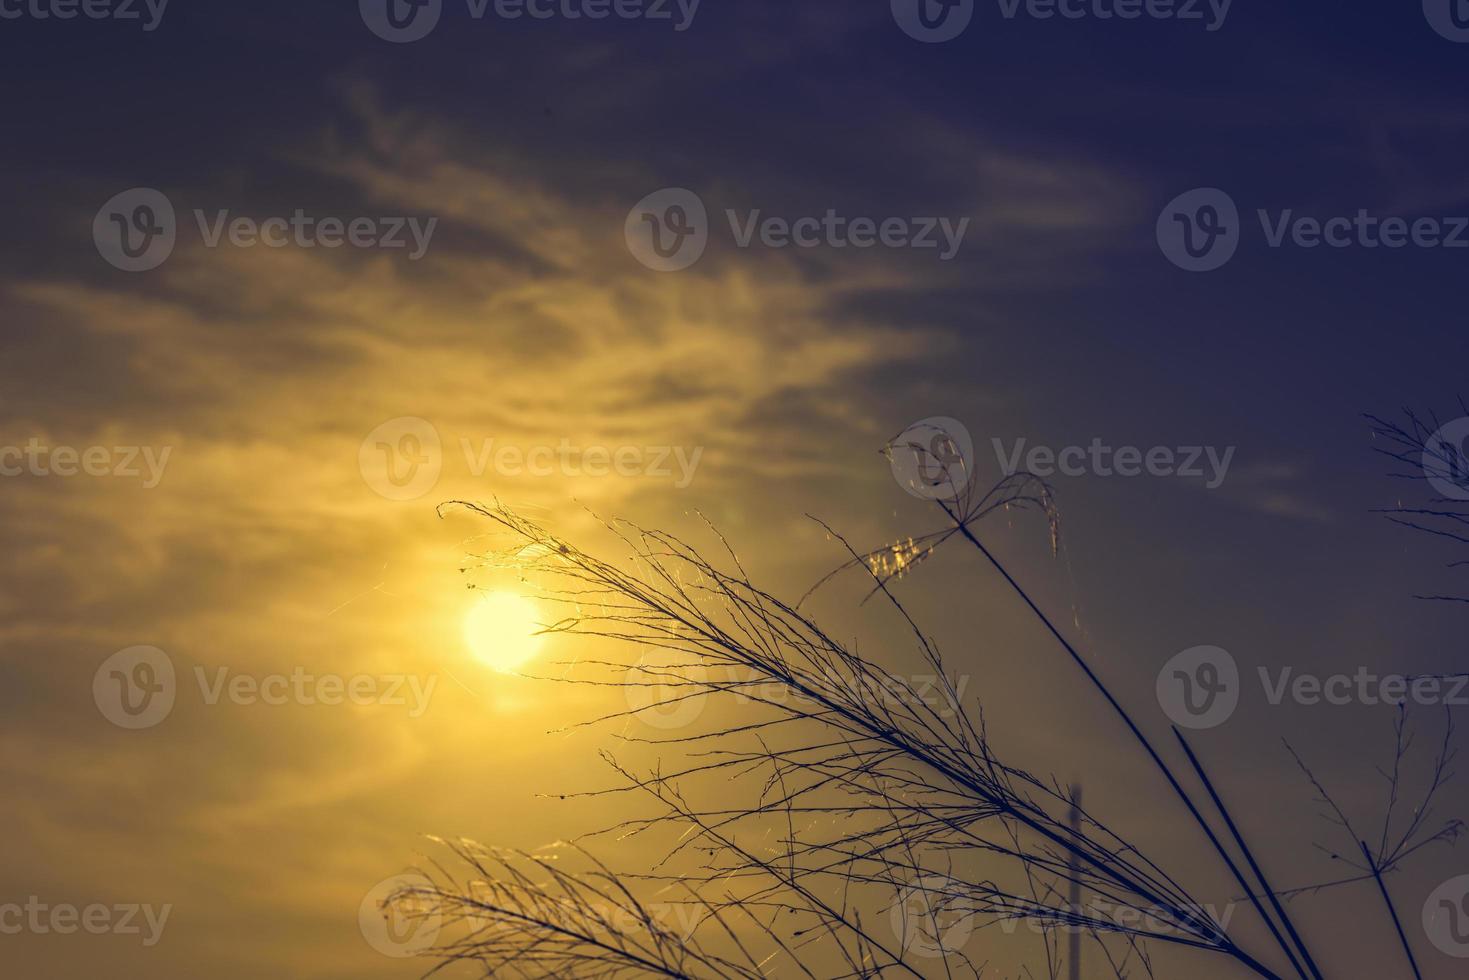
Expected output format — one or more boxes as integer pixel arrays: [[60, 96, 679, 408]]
[[3, 1, 1469, 977]]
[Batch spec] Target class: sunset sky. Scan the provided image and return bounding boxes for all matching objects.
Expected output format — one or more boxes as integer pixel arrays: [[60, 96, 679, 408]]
[[3, 2, 1469, 978]]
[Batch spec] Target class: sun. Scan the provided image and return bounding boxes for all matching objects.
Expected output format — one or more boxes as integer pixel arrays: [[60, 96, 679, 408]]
[[463, 591, 547, 673]]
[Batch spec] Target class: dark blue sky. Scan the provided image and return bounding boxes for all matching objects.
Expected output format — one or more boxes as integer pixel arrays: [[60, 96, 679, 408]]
[[3, 2, 1469, 978]]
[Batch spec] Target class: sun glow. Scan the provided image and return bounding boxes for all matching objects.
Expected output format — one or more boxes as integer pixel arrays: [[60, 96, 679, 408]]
[[464, 592, 547, 673]]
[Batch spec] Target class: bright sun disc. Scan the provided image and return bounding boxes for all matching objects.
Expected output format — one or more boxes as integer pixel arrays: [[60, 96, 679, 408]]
[[464, 592, 546, 673]]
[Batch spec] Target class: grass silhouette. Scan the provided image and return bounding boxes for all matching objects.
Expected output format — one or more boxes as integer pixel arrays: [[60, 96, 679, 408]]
[[378, 428, 1461, 978]]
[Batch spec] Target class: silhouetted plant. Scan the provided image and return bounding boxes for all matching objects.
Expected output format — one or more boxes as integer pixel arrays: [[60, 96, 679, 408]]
[[1281, 707, 1461, 980], [377, 427, 1461, 979], [1368, 402, 1469, 602]]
